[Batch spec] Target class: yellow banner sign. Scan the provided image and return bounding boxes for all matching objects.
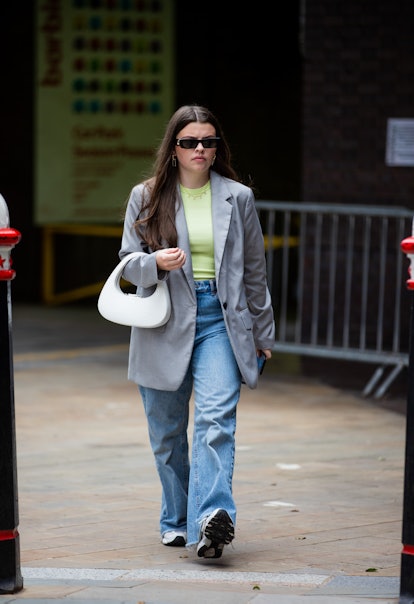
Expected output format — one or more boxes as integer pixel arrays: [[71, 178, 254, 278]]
[[35, 0, 175, 224]]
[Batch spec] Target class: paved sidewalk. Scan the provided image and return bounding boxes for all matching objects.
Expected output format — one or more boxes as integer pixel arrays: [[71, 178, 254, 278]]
[[1, 303, 407, 602]]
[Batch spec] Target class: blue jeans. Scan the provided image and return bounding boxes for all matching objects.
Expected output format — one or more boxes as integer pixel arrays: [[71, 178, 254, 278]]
[[139, 279, 241, 546]]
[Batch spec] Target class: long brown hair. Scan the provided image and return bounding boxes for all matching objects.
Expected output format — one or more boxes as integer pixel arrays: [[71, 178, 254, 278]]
[[134, 105, 240, 250]]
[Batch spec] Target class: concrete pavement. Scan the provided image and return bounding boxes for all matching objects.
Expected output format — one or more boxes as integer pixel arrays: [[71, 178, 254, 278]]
[[0, 302, 408, 602]]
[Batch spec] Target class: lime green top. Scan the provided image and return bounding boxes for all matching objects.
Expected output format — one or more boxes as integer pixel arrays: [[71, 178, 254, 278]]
[[180, 181, 215, 280]]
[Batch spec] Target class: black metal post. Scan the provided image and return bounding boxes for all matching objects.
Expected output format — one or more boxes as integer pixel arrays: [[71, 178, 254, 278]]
[[400, 234, 414, 604], [0, 281, 23, 593], [0, 195, 23, 594]]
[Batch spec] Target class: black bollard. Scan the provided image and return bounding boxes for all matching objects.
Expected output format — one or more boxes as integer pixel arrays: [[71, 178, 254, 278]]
[[400, 233, 414, 604], [0, 194, 23, 594]]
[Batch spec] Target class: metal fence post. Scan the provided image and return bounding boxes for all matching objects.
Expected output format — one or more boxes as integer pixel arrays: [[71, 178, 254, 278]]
[[399, 226, 414, 604], [0, 194, 23, 594]]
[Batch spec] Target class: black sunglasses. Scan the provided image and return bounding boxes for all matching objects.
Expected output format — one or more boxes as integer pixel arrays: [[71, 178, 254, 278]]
[[176, 137, 220, 149]]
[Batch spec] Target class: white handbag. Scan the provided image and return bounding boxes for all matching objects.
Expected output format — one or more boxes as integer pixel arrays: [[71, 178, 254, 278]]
[[97, 252, 171, 328]]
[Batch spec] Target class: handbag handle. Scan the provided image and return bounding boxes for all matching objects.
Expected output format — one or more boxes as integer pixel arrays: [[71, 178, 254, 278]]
[[97, 252, 171, 328]]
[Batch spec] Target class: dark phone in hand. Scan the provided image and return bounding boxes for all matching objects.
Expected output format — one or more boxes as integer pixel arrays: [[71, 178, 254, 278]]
[[257, 352, 266, 375]]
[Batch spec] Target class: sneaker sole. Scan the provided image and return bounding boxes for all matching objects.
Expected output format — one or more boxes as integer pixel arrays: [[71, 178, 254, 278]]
[[197, 509, 234, 558], [204, 509, 234, 544]]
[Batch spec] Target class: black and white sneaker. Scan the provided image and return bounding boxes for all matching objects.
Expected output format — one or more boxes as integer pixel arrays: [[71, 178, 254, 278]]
[[197, 508, 234, 559], [161, 530, 187, 547]]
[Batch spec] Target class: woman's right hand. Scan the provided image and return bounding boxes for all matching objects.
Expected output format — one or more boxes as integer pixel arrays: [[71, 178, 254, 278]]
[[156, 247, 186, 271]]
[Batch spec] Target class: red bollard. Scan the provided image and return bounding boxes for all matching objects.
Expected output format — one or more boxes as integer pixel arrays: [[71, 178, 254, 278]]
[[399, 230, 414, 603], [0, 228, 21, 281], [401, 234, 414, 290], [0, 194, 23, 594]]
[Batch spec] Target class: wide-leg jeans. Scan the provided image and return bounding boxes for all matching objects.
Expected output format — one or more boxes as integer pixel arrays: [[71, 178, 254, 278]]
[[139, 279, 241, 547]]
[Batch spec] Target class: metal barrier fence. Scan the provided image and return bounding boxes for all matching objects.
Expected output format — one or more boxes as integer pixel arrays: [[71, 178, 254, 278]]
[[256, 200, 413, 398]]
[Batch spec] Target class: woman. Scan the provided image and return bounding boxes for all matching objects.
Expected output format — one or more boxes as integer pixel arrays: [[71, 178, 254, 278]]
[[119, 104, 275, 559]]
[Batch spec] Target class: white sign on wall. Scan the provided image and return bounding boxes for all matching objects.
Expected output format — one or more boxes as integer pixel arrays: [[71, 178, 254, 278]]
[[385, 118, 414, 167], [35, 0, 175, 225]]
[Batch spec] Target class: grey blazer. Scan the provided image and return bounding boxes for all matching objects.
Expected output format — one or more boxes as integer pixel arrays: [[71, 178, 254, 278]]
[[119, 170, 276, 390]]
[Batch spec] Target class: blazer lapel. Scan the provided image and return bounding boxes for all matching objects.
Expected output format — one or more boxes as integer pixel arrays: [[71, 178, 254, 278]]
[[211, 172, 232, 279]]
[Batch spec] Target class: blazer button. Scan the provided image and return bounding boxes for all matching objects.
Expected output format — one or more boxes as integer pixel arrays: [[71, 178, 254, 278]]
[[223, 302, 227, 309]]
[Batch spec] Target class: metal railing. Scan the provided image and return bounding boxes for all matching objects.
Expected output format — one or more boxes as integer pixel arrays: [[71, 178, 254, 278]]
[[256, 200, 413, 398]]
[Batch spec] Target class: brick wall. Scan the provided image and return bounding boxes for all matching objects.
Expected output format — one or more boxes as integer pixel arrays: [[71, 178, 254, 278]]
[[302, 0, 414, 206]]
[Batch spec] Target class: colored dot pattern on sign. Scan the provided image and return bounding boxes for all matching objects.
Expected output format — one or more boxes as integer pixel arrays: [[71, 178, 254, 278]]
[[71, 0, 165, 114]]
